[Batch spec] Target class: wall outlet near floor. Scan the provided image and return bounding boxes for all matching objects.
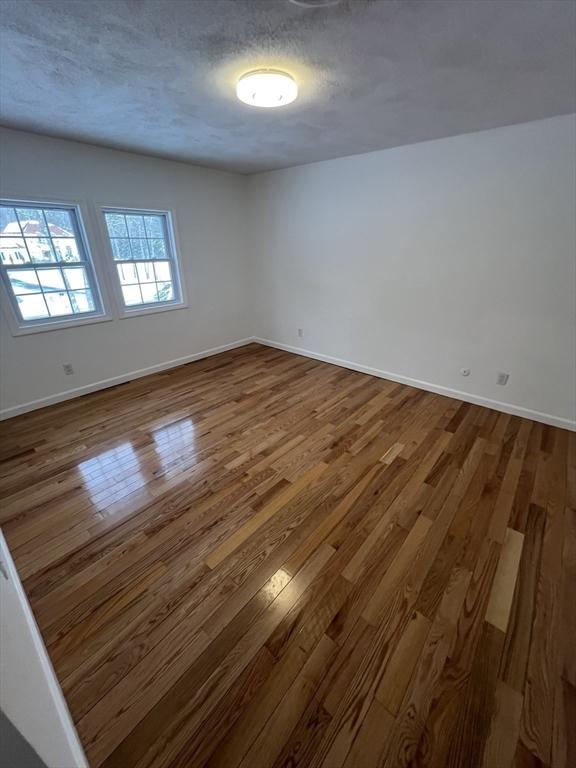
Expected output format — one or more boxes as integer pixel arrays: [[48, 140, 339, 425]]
[[62, 363, 74, 375], [297, 328, 304, 338], [496, 372, 510, 386], [460, 367, 471, 377]]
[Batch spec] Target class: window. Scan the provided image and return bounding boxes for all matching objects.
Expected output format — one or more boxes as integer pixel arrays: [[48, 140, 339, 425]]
[[0, 201, 185, 334], [0, 201, 104, 330], [102, 209, 183, 311]]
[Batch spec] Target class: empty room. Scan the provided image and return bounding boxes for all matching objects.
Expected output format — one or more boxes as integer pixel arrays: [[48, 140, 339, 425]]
[[0, 1, 574, 767]]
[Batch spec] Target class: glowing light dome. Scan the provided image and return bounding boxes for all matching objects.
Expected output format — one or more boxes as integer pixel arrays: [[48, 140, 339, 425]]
[[236, 70, 298, 108]]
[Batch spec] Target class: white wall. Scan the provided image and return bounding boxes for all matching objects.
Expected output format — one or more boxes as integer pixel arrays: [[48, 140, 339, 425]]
[[2, 117, 575, 427], [0, 128, 251, 415], [248, 115, 576, 429]]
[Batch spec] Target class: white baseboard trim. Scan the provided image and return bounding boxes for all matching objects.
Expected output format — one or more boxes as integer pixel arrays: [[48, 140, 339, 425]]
[[254, 337, 576, 432], [0, 337, 255, 420], [3, 335, 574, 431]]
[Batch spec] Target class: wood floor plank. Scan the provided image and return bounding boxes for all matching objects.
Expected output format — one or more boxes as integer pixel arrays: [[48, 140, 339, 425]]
[[382, 565, 472, 768], [558, 506, 576, 687], [499, 504, 546, 694], [238, 634, 336, 768], [486, 527, 525, 633], [167, 645, 276, 768], [103, 543, 336, 768], [342, 698, 395, 768], [520, 432, 567, 766], [0, 343, 570, 768], [374, 609, 431, 716], [205, 461, 329, 568], [270, 697, 332, 768], [481, 679, 524, 768], [552, 679, 576, 768], [444, 621, 506, 768]]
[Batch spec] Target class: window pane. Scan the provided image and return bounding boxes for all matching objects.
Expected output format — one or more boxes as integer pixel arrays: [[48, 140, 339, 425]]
[[53, 238, 81, 262], [105, 213, 128, 238], [143, 216, 164, 238], [69, 290, 95, 313], [1, 237, 30, 265], [130, 239, 150, 260], [122, 284, 143, 305], [0, 206, 18, 232], [26, 238, 56, 263], [16, 208, 48, 236], [137, 262, 155, 283], [149, 238, 167, 259], [125, 215, 146, 238], [37, 268, 66, 291], [7, 269, 40, 294], [103, 209, 180, 310], [63, 267, 89, 290], [116, 263, 137, 285], [156, 282, 174, 302], [153, 261, 171, 281], [17, 293, 49, 320], [44, 208, 74, 234], [110, 238, 132, 260], [1, 200, 102, 328], [140, 283, 160, 303], [45, 291, 73, 316]]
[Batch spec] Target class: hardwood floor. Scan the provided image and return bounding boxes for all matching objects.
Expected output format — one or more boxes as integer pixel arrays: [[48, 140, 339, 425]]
[[0, 342, 573, 768]]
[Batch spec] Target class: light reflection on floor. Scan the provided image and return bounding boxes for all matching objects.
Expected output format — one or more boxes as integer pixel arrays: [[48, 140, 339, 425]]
[[78, 442, 146, 508], [77, 418, 199, 510], [151, 418, 197, 476]]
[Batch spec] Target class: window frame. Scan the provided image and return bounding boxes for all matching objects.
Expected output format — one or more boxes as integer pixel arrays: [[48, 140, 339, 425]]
[[0, 198, 112, 336], [99, 206, 187, 318]]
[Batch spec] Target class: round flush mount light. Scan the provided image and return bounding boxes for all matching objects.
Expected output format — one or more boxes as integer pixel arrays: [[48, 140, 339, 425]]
[[236, 69, 298, 108], [288, 0, 340, 8], [288, 0, 341, 7]]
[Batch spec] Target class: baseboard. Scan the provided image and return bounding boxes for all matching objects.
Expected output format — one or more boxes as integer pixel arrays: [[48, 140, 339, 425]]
[[254, 337, 576, 432], [4, 335, 574, 431], [0, 338, 255, 420]]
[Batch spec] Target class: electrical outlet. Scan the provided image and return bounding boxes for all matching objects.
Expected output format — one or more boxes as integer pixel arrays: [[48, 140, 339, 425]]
[[297, 328, 304, 338], [460, 367, 470, 377], [63, 363, 74, 375], [496, 372, 510, 386]]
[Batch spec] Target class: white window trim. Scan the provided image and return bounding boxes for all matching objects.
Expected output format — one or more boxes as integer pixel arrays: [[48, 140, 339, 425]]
[[0, 197, 113, 336], [98, 206, 188, 319]]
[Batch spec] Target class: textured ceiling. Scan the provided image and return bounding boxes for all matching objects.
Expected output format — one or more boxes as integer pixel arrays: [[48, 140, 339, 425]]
[[0, 0, 574, 173]]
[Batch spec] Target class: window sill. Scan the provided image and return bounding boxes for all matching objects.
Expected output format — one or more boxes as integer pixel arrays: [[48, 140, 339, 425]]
[[118, 301, 188, 320], [6, 313, 113, 337], [3, 301, 188, 335]]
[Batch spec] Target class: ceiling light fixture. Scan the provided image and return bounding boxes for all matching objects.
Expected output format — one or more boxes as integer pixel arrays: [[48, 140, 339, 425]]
[[288, 0, 341, 7], [236, 69, 298, 108]]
